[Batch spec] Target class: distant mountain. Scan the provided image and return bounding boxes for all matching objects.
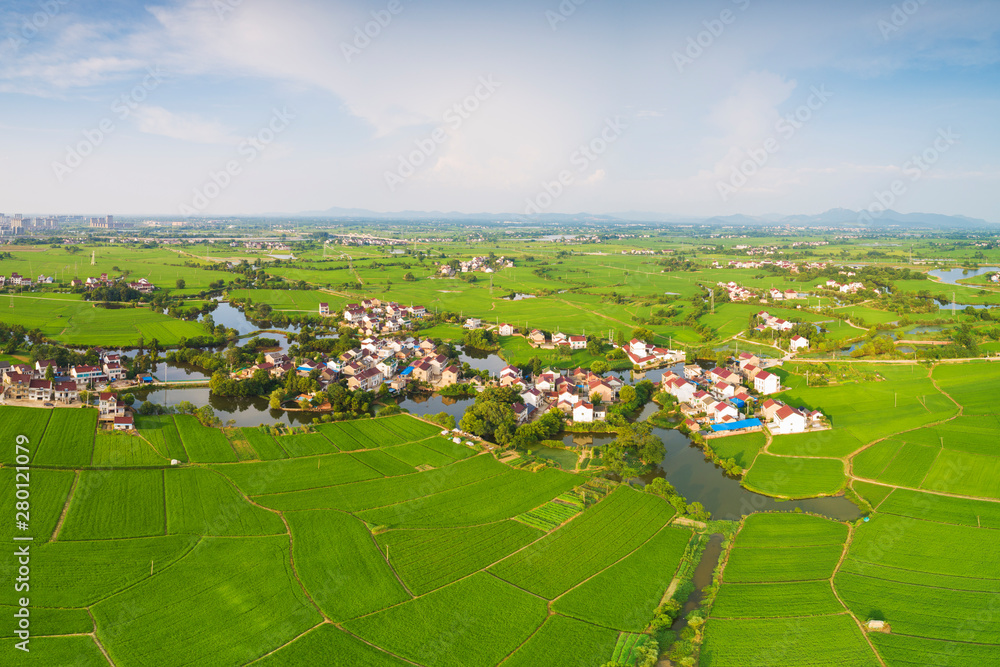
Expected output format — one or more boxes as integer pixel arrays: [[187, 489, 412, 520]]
[[288, 206, 995, 228]]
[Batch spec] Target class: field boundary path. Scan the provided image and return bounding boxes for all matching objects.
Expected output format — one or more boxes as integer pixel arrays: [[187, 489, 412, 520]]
[[829, 524, 888, 667]]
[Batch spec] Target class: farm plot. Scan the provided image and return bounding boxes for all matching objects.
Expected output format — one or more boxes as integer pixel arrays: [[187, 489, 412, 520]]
[[554, 526, 692, 631], [0, 605, 92, 637], [611, 633, 649, 666], [0, 467, 74, 542], [723, 545, 843, 583], [846, 514, 997, 579], [711, 581, 843, 619], [921, 449, 1000, 499], [515, 494, 583, 532], [700, 615, 881, 667], [876, 488, 1000, 528], [59, 469, 166, 540], [91, 431, 170, 467], [933, 362, 1000, 415], [240, 427, 287, 460], [733, 512, 849, 548], [223, 428, 257, 461], [870, 632, 1000, 667], [742, 454, 846, 498], [382, 441, 457, 468], [379, 414, 446, 441], [835, 571, 1000, 645], [165, 468, 284, 536], [92, 536, 322, 667], [275, 431, 340, 457], [30, 534, 198, 607], [212, 452, 382, 496], [706, 431, 766, 468], [898, 414, 1000, 456], [343, 573, 548, 667], [358, 466, 579, 529], [253, 454, 506, 512], [350, 448, 416, 476], [877, 441, 939, 488], [313, 422, 368, 450], [345, 418, 408, 446], [286, 510, 410, 620], [491, 487, 676, 599], [502, 614, 619, 667], [376, 520, 542, 595], [768, 428, 864, 459], [136, 415, 187, 461], [253, 624, 411, 667], [0, 406, 51, 465], [32, 408, 97, 467], [3, 636, 108, 666], [174, 415, 238, 463], [851, 440, 902, 480], [851, 480, 893, 508], [419, 435, 478, 459]]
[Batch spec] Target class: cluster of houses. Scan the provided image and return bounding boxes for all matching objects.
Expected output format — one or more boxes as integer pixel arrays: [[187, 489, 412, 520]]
[[0, 273, 56, 289], [0, 352, 127, 404], [720, 281, 756, 302], [659, 352, 821, 435], [242, 241, 291, 252], [498, 365, 625, 424], [0, 356, 135, 428], [320, 299, 428, 336], [437, 255, 514, 277], [525, 328, 588, 350], [68, 274, 156, 294], [620, 339, 685, 368], [754, 311, 795, 333], [767, 288, 802, 301], [821, 279, 866, 294]]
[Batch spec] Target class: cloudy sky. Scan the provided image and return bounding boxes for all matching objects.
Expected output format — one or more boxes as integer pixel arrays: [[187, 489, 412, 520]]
[[1, 0, 998, 219]]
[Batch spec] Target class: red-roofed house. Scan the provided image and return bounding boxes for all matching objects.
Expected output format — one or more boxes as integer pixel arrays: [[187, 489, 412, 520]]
[[753, 370, 780, 395]]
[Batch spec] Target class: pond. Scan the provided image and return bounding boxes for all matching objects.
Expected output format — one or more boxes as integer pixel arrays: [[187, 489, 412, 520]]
[[561, 427, 860, 521], [907, 326, 943, 335], [131, 385, 317, 427], [934, 300, 995, 311], [928, 266, 999, 286], [502, 293, 536, 301], [201, 301, 303, 336], [457, 346, 508, 376], [396, 394, 474, 423]]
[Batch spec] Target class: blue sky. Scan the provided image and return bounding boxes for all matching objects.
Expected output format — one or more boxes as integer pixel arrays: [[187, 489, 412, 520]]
[[1, 0, 998, 219]]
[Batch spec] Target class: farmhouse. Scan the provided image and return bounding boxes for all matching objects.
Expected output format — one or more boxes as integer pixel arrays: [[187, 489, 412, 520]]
[[498, 323, 514, 336], [772, 405, 806, 434], [789, 335, 809, 352], [753, 370, 780, 395], [529, 330, 547, 345]]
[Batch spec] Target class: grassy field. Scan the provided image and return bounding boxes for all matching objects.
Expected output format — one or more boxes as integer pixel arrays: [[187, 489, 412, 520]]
[[701, 615, 881, 666], [32, 408, 97, 467], [706, 431, 766, 468], [174, 415, 239, 463], [59, 469, 166, 540], [136, 415, 188, 461], [553, 525, 692, 631], [502, 614, 620, 667], [164, 467, 284, 536], [91, 431, 170, 467], [742, 454, 847, 498]]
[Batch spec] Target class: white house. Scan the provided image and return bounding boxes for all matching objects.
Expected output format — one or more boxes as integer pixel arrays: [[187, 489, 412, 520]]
[[711, 402, 740, 423], [498, 323, 514, 336], [753, 370, 780, 395], [790, 335, 809, 352], [572, 401, 595, 423], [772, 405, 806, 433], [569, 335, 587, 350], [113, 415, 135, 431]]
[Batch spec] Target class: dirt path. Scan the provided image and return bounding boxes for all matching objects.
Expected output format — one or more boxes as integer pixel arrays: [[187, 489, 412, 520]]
[[829, 524, 888, 667], [50, 470, 80, 542]]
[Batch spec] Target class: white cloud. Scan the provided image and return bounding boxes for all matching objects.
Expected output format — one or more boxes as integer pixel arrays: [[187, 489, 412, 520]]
[[131, 105, 237, 144]]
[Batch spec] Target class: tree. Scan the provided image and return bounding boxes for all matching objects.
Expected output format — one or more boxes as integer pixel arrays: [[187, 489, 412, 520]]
[[586, 338, 604, 356], [44, 365, 54, 381], [121, 393, 135, 406], [590, 360, 609, 374], [590, 392, 603, 406], [176, 278, 186, 289], [403, 272, 415, 281], [80, 390, 91, 405], [269, 389, 283, 410], [619, 385, 637, 404]]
